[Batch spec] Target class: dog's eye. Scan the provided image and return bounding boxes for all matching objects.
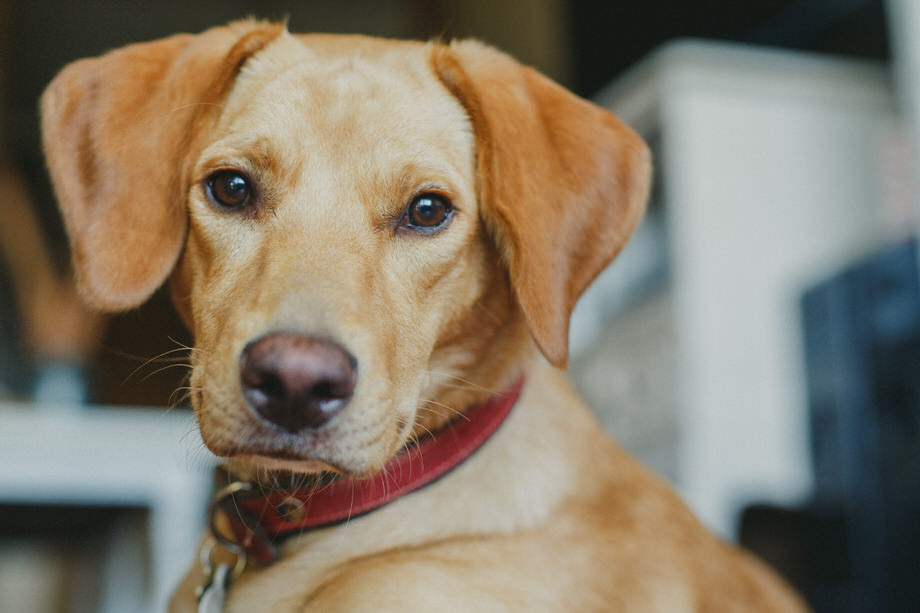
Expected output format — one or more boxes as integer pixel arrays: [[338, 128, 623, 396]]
[[206, 170, 252, 209], [404, 193, 453, 231]]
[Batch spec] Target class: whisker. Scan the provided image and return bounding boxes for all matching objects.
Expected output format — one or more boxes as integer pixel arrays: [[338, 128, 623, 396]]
[[410, 420, 437, 442], [474, 302, 504, 326], [404, 422, 434, 474], [432, 381, 495, 394], [140, 361, 194, 382], [115, 347, 193, 386], [169, 101, 225, 114], [167, 381, 199, 410], [168, 393, 190, 410], [422, 399, 470, 422], [167, 335, 201, 352], [424, 370, 501, 395], [161, 370, 194, 412], [108, 345, 191, 363]]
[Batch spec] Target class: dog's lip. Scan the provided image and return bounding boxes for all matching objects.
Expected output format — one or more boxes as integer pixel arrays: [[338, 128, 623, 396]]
[[231, 454, 343, 475], [202, 432, 345, 473]]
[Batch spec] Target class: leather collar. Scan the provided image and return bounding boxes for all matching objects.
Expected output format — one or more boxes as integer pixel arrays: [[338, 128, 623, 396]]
[[213, 377, 524, 565]]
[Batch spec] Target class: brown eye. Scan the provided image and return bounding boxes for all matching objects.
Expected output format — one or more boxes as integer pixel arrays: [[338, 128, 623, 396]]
[[405, 193, 453, 230], [207, 170, 252, 208]]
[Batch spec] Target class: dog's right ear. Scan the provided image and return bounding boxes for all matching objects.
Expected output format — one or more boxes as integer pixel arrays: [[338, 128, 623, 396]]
[[40, 21, 284, 311]]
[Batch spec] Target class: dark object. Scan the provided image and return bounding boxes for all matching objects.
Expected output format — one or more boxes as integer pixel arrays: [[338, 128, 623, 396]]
[[741, 239, 920, 613], [240, 333, 357, 432], [569, 0, 889, 98], [740, 504, 853, 611], [0, 257, 31, 395]]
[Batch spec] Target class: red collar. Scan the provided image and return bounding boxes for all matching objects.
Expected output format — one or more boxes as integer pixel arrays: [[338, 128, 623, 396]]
[[213, 377, 524, 565]]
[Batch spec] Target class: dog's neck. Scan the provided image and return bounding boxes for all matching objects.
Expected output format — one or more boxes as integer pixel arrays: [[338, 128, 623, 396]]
[[195, 359, 609, 610]]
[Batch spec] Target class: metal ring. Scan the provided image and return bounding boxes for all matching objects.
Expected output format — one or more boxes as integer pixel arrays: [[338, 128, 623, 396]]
[[199, 535, 247, 580], [205, 480, 254, 578]]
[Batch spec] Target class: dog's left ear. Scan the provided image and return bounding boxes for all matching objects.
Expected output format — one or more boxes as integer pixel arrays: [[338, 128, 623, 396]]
[[432, 41, 651, 368]]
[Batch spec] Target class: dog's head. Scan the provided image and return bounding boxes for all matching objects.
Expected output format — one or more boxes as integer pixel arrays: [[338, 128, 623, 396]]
[[41, 21, 650, 476]]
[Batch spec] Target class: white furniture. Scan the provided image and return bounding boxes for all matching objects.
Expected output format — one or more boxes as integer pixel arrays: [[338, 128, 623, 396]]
[[0, 403, 214, 612], [592, 41, 896, 536]]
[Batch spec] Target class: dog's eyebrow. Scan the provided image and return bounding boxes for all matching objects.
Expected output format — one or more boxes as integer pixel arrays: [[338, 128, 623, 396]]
[[393, 162, 458, 192], [197, 137, 301, 181], [385, 163, 462, 212]]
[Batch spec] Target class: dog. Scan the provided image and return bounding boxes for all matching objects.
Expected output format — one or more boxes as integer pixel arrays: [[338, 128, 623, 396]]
[[40, 20, 809, 613]]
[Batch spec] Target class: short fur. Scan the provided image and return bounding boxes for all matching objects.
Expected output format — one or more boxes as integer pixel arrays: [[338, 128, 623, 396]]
[[41, 21, 808, 613]]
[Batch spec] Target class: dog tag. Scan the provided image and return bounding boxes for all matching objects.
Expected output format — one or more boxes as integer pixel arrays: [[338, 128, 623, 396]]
[[198, 563, 232, 613]]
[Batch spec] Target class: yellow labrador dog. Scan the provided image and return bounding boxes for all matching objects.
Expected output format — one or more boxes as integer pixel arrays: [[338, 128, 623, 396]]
[[41, 20, 809, 613]]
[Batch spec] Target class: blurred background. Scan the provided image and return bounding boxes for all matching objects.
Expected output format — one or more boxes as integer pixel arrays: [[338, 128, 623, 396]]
[[0, 0, 917, 611]]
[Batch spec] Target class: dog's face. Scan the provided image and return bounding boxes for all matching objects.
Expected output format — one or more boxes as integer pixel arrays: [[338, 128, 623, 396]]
[[41, 22, 650, 477], [176, 35, 504, 475]]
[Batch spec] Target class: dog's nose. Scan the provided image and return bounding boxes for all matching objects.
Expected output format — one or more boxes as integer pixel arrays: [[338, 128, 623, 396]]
[[240, 334, 357, 432]]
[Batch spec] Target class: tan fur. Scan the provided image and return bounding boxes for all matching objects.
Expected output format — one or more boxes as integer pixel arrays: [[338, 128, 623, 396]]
[[40, 22, 809, 613]]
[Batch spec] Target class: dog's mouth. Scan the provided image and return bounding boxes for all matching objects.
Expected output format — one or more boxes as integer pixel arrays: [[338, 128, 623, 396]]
[[196, 384, 412, 478], [203, 423, 397, 478]]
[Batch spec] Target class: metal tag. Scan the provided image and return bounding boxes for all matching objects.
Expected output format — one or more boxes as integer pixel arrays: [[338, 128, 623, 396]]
[[198, 563, 232, 613], [195, 480, 253, 611]]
